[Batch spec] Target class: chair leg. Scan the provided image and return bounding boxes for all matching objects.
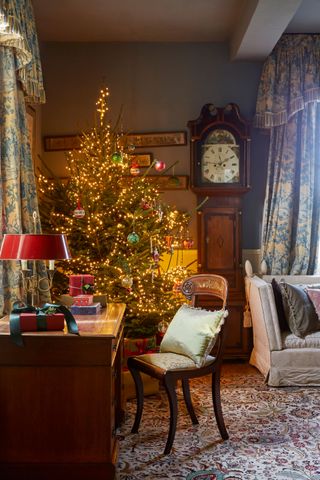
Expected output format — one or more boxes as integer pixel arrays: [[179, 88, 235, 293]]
[[182, 378, 198, 425], [163, 374, 178, 455], [212, 369, 229, 440], [128, 363, 144, 434]]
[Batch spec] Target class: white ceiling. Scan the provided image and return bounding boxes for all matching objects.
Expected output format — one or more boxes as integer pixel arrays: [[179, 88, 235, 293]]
[[32, 0, 320, 60]]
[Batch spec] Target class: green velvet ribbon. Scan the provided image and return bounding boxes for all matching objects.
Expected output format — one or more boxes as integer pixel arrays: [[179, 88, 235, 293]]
[[10, 302, 79, 347]]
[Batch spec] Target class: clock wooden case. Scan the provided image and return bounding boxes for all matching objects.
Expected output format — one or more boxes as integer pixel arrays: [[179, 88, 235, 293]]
[[188, 104, 251, 359], [188, 103, 250, 196]]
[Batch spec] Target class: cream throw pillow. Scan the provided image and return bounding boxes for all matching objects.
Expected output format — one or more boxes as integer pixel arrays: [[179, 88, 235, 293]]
[[160, 304, 227, 367]]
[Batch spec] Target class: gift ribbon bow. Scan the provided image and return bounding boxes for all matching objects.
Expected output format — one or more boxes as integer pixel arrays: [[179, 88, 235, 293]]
[[70, 277, 94, 294], [10, 302, 79, 347], [82, 283, 94, 294]]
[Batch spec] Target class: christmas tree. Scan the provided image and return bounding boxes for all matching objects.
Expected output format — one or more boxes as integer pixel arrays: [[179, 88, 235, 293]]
[[39, 87, 191, 338]]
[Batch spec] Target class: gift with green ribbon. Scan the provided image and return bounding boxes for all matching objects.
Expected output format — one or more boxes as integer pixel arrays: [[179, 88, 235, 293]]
[[10, 302, 79, 347]]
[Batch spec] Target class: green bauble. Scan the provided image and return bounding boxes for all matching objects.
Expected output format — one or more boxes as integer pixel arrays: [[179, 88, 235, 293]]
[[127, 231, 140, 245], [111, 151, 123, 163]]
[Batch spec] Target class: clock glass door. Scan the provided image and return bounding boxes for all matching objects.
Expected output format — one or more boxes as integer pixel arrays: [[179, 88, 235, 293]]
[[201, 129, 240, 184]]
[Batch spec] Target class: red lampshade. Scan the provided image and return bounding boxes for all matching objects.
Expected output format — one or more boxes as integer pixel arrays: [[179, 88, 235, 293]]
[[0, 234, 71, 260]]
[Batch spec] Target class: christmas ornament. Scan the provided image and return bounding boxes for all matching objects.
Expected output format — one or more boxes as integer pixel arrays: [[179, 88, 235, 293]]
[[152, 247, 160, 263], [130, 162, 140, 176], [182, 230, 194, 249], [158, 319, 169, 334], [157, 205, 163, 221], [165, 235, 173, 248], [141, 199, 151, 210], [183, 237, 194, 249], [127, 144, 135, 153], [73, 199, 85, 218], [173, 279, 182, 295], [127, 231, 140, 244], [154, 160, 166, 172], [121, 276, 133, 289], [111, 151, 123, 163]]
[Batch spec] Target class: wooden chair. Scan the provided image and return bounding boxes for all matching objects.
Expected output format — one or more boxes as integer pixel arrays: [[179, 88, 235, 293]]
[[127, 274, 229, 454]]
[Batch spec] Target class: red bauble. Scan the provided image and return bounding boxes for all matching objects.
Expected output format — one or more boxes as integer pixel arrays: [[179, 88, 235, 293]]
[[73, 199, 85, 218], [141, 199, 151, 210], [154, 160, 166, 172], [183, 238, 194, 249], [130, 162, 140, 176]]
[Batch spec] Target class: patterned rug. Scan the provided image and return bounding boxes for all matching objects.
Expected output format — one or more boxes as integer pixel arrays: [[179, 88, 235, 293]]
[[116, 363, 320, 480]]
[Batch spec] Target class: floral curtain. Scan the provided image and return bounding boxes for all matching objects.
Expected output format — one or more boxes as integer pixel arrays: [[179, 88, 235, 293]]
[[255, 34, 320, 275], [0, 0, 46, 314]]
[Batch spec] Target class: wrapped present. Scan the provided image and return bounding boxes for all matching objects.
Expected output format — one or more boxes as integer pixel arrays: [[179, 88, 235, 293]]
[[93, 294, 107, 307], [19, 312, 64, 331], [70, 302, 101, 315], [69, 274, 94, 296], [124, 336, 157, 356], [57, 293, 107, 308], [9, 302, 79, 347], [123, 336, 158, 370], [73, 295, 93, 306]]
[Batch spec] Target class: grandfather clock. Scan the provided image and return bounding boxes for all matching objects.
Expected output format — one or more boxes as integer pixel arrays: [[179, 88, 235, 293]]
[[188, 103, 251, 358]]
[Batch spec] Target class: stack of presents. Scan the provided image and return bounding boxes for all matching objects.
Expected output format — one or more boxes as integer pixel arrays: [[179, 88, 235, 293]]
[[68, 274, 99, 314]]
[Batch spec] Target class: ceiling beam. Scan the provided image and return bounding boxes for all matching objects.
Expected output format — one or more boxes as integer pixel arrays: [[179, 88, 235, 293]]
[[230, 0, 303, 61]]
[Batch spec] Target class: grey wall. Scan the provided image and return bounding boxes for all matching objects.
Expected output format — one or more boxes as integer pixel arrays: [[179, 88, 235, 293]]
[[39, 41, 267, 248]]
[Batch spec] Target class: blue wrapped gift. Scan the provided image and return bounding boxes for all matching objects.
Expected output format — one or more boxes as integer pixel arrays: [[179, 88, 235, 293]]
[[70, 302, 101, 315]]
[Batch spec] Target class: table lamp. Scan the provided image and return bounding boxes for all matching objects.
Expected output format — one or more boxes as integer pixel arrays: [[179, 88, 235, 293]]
[[0, 233, 71, 306]]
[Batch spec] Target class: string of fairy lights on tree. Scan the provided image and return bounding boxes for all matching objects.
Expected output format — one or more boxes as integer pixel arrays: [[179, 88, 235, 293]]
[[39, 87, 194, 338]]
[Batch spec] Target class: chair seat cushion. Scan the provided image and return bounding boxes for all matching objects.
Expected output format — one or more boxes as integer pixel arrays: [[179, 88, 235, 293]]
[[136, 352, 215, 372], [160, 303, 226, 367]]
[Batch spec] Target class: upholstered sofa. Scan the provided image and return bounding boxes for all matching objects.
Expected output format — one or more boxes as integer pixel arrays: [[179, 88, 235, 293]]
[[244, 260, 320, 386]]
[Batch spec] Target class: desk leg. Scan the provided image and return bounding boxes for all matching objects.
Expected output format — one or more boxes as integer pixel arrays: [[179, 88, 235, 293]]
[[115, 330, 125, 426]]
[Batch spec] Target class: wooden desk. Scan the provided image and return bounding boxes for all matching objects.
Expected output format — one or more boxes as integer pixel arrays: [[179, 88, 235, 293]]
[[0, 303, 126, 480]]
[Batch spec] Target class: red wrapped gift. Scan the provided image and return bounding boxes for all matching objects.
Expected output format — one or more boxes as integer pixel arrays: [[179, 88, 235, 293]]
[[123, 336, 158, 371], [19, 313, 65, 332], [69, 274, 94, 296], [73, 295, 93, 306]]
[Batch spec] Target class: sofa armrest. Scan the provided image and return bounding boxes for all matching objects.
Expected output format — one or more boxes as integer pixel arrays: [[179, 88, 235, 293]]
[[246, 275, 283, 351]]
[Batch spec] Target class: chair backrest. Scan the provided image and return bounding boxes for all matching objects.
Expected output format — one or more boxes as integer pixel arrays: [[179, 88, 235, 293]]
[[181, 274, 228, 309]]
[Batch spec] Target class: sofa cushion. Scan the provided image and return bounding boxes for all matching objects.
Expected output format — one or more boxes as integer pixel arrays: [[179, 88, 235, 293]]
[[282, 330, 320, 349], [306, 288, 320, 320], [271, 279, 289, 332], [279, 281, 320, 338]]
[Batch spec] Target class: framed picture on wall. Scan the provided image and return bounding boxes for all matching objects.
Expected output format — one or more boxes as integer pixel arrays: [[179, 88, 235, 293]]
[[121, 175, 188, 190], [146, 175, 188, 190], [44, 135, 81, 151], [126, 131, 187, 148], [44, 131, 187, 151], [129, 153, 153, 167]]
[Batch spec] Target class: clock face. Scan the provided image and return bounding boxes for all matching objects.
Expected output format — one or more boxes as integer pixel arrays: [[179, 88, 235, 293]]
[[201, 129, 240, 184]]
